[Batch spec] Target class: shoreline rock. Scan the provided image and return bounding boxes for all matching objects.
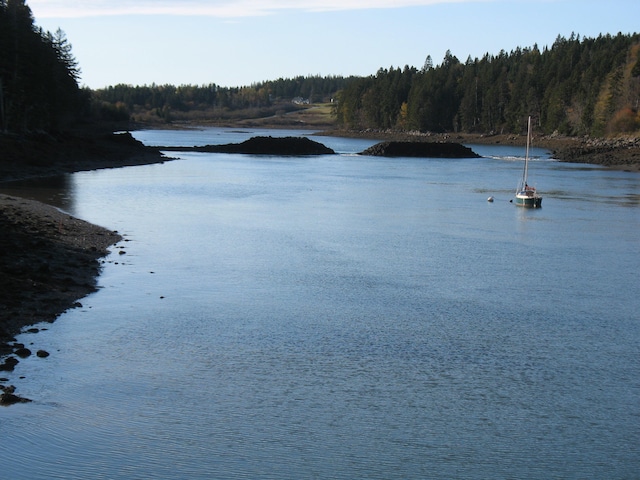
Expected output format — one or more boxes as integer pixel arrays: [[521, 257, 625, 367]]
[[320, 128, 640, 171], [0, 194, 122, 403], [1, 385, 32, 406], [550, 136, 640, 170], [0, 130, 168, 182], [161, 136, 336, 156], [359, 141, 480, 158]]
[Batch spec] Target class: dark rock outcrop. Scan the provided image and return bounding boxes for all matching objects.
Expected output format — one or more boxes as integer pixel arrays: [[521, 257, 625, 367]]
[[0, 193, 122, 393], [0, 356, 19, 372], [359, 141, 480, 158], [1, 385, 32, 406], [162, 136, 336, 155], [0, 131, 166, 182], [14, 347, 31, 358], [552, 137, 640, 168]]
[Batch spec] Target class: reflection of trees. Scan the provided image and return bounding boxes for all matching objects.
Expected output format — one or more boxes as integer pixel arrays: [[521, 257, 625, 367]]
[[0, 175, 76, 213]]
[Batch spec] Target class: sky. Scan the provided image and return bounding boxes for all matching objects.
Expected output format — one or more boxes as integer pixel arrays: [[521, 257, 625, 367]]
[[28, 0, 640, 89]]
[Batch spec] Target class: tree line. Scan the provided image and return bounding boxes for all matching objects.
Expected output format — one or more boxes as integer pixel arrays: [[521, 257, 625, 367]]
[[92, 32, 640, 136], [92, 75, 355, 124], [335, 33, 640, 136], [2, 0, 638, 138], [0, 0, 351, 130], [0, 0, 85, 132]]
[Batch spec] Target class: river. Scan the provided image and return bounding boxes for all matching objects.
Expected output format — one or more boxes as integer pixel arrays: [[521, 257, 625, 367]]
[[1, 128, 638, 479]]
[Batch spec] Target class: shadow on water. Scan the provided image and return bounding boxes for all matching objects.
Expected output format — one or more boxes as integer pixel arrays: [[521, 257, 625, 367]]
[[544, 189, 640, 207], [0, 175, 76, 213]]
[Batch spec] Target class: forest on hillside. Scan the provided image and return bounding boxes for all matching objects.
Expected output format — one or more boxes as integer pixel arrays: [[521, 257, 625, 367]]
[[93, 33, 640, 137], [336, 33, 640, 137], [93, 76, 354, 124], [1, 0, 639, 138], [0, 0, 85, 132]]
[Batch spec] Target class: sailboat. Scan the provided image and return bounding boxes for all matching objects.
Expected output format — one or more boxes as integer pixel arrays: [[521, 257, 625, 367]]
[[514, 116, 542, 208]]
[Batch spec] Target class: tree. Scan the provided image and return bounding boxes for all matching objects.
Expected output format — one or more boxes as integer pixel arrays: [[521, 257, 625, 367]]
[[0, 0, 85, 131], [50, 28, 80, 82], [422, 55, 433, 72]]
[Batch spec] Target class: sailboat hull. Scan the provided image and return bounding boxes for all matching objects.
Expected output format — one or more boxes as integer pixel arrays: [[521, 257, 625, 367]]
[[515, 193, 542, 208]]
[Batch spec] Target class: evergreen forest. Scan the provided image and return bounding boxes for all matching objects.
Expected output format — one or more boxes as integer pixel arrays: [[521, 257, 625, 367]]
[[93, 76, 354, 124], [335, 33, 640, 136], [1, 0, 639, 138], [93, 33, 640, 137], [0, 0, 85, 132]]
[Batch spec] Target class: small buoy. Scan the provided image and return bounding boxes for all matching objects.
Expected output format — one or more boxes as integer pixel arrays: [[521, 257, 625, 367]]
[[487, 196, 494, 202]]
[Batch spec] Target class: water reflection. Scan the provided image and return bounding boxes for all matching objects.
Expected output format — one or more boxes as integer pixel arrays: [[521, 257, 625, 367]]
[[0, 174, 76, 213]]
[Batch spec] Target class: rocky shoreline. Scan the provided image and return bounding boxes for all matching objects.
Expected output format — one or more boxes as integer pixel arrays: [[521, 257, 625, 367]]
[[0, 130, 168, 181], [549, 136, 640, 170], [0, 194, 124, 405], [0, 129, 167, 405], [321, 129, 640, 171]]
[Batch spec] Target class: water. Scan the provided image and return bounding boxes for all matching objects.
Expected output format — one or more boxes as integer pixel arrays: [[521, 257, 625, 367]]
[[1, 128, 639, 479]]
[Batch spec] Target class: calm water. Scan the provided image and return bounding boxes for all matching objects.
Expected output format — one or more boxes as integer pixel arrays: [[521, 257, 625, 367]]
[[1, 128, 639, 479]]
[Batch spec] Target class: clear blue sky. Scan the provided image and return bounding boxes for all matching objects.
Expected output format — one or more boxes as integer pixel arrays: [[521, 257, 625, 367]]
[[29, 0, 640, 89]]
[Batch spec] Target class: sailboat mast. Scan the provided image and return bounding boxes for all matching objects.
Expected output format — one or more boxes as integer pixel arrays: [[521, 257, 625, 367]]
[[522, 116, 531, 187], [513, 115, 542, 207]]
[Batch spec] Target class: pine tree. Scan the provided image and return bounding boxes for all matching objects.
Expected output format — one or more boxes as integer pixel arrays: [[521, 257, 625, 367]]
[[0, 1, 84, 132]]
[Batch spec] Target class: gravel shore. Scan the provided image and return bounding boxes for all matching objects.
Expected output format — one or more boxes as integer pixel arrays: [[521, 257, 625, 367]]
[[0, 129, 166, 405], [0, 194, 123, 404]]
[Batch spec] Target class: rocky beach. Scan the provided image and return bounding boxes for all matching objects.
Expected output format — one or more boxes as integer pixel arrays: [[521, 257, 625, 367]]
[[0, 130, 167, 405]]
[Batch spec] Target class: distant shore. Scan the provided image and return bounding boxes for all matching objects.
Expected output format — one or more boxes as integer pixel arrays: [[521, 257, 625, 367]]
[[320, 129, 640, 171]]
